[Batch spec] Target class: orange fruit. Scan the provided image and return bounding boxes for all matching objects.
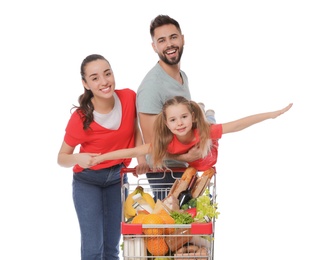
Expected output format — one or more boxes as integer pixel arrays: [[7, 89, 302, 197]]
[[159, 213, 175, 234], [142, 213, 164, 235], [131, 214, 146, 224], [146, 237, 169, 256]]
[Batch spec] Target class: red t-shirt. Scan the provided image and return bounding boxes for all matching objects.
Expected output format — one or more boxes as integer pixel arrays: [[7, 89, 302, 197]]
[[167, 124, 223, 171], [64, 89, 136, 173]]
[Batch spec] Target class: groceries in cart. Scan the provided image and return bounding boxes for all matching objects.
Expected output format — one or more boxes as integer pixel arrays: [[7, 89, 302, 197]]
[[124, 167, 218, 223], [121, 167, 219, 259], [124, 186, 156, 218]]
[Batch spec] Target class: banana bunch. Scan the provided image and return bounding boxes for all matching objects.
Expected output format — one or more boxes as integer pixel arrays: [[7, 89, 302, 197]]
[[124, 186, 155, 219]]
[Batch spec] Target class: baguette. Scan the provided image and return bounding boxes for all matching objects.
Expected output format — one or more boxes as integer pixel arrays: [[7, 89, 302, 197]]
[[165, 167, 197, 199], [202, 168, 215, 178], [168, 179, 180, 197], [180, 167, 197, 183], [191, 168, 215, 198]]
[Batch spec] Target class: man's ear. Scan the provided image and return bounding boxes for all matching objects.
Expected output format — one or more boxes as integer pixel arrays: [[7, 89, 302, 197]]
[[152, 42, 157, 53]]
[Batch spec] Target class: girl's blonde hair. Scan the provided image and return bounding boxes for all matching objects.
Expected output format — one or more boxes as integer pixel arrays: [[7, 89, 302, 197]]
[[152, 96, 212, 168]]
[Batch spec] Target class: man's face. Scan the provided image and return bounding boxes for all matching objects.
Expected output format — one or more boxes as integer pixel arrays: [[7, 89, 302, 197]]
[[152, 24, 184, 65]]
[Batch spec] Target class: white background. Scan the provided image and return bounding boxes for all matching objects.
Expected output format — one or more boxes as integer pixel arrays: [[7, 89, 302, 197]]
[[1, 0, 330, 259]]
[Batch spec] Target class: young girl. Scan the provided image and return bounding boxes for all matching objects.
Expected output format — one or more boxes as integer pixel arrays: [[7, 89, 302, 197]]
[[90, 96, 292, 172]]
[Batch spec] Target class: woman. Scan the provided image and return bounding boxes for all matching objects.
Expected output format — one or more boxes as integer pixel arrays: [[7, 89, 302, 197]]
[[57, 54, 145, 260]]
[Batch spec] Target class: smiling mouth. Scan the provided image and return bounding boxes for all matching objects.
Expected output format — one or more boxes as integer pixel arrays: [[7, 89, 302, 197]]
[[165, 48, 177, 55], [100, 86, 111, 92], [177, 127, 186, 132]]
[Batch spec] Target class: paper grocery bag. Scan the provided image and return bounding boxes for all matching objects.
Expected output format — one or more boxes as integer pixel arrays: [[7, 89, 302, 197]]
[[164, 228, 192, 252]]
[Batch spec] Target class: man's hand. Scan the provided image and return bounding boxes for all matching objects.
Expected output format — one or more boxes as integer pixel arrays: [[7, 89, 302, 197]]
[[176, 144, 203, 162]]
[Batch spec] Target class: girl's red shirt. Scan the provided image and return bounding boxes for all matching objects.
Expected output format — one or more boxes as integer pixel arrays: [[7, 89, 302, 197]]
[[167, 124, 223, 171], [64, 88, 136, 173]]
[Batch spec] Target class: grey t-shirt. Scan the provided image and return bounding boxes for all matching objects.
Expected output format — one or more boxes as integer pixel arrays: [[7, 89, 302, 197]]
[[137, 62, 191, 114], [137, 62, 191, 167]]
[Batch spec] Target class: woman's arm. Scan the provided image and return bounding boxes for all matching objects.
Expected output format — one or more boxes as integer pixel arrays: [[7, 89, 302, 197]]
[[57, 141, 100, 168], [222, 103, 293, 134]]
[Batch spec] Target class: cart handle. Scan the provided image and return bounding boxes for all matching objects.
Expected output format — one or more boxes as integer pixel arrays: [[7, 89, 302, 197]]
[[120, 167, 190, 176], [120, 166, 216, 176]]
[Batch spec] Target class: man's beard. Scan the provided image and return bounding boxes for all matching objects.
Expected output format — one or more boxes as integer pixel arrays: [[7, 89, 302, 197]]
[[159, 46, 184, 66]]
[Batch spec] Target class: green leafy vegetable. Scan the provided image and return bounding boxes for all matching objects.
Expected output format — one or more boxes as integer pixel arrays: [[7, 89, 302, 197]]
[[180, 198, 197, 210], [170, 211, 194, 224], [195, 189, 220, 222], [188, 198, 197, 208]]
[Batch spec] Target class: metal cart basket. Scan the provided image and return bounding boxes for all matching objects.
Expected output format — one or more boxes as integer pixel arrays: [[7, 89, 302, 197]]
[[121, 167, 217, 260]]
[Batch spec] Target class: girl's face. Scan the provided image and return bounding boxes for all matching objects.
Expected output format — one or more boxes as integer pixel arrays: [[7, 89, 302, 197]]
[[165, 104, 193, 137], [82, 59, 115, 99]]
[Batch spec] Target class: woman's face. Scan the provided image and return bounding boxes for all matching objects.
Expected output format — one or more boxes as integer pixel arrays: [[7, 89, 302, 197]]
[[82, 59, 115, 99], [165, 103, 193, 137]]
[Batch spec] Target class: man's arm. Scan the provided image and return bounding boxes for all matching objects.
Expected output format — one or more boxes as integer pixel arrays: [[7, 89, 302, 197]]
[[170, 145, 203, 163], [138, 112, 158, 144], [135, 112, 158, 173], [134, 118, 150, 175]]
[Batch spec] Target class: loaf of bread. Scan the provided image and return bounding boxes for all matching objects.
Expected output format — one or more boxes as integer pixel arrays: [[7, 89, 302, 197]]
[[191, 168, 215, 198], [166, 167, 197, 199]]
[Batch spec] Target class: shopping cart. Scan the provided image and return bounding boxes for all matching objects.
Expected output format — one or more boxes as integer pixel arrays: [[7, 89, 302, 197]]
[[120, 167, 217, 260]]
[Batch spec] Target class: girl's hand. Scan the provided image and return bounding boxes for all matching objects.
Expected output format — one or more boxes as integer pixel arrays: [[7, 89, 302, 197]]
[[74, 153, 100, 168], [88, 154, 105, 167], [135, 162, 150, 177]]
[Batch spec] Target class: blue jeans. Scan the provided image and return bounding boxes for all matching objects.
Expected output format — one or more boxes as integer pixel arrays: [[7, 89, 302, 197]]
[[73, 164, 127, 260]]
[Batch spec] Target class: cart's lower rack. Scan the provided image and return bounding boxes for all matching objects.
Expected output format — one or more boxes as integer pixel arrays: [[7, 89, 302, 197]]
[[122, 222, 214, 260]]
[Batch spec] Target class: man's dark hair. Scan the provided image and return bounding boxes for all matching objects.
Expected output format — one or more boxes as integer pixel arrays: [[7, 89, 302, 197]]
[[150, 15, 182, 38]]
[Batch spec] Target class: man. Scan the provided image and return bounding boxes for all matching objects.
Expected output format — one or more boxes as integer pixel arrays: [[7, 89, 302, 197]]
[[136, 15, 214, 200]]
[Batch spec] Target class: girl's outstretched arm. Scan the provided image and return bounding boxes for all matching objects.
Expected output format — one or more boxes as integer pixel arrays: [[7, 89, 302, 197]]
[[90, 143, 151, 166], [222, 103, 293, 134]]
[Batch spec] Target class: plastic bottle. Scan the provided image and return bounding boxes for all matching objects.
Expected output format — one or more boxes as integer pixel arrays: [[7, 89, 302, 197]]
[[132, 193, 153, 214]]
